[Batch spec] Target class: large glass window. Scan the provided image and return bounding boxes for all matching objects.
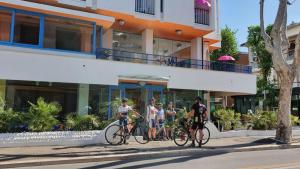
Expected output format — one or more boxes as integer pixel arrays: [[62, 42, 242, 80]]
[[44, 16, 94, 53], [0, 10, 12, 42], [113, 31, 142, 53], [0, 8, 101, 54], [153, 38, 191, 58], [13, 13, 40, 45]]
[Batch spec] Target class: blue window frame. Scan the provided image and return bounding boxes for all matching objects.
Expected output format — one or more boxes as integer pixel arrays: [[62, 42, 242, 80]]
[[0, 6, 102, 55], [107, 84, 165, 118]]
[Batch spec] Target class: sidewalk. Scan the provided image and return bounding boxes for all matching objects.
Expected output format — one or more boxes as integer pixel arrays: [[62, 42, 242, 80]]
[[1, 137, 300, 168]]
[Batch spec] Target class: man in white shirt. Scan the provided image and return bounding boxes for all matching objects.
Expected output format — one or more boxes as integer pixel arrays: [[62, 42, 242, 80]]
[[147, 98, 158, 141], [118, 98, 133, 144]]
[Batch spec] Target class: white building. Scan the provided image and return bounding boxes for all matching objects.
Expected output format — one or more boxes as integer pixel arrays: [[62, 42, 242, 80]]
[[0, 0, 256, 118]]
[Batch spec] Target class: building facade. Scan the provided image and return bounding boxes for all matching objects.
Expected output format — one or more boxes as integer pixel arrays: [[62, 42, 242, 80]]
[[0, 0, 256, 119]]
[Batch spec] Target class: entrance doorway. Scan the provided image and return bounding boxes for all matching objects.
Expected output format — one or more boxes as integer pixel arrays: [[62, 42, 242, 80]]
[[108, 84, 165, 118]]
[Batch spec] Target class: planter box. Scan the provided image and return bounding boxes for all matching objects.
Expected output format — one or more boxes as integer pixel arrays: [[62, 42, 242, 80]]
[[0, 130, 104, 147]]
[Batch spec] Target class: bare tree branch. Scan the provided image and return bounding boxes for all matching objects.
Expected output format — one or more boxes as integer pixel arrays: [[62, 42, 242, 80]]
[[271, 0, 288, 37], [260, 0, 273, 53], [281, 9, 289, 53]]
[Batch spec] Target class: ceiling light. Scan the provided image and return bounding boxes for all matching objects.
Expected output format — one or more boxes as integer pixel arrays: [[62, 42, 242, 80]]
[[175, 29, 183, 35], [118, 19, 125, 26]]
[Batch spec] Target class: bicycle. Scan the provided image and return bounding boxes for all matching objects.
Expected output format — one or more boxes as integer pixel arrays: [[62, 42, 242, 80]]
[[105, 116, 149, 145], [173, 118, 210, 146]]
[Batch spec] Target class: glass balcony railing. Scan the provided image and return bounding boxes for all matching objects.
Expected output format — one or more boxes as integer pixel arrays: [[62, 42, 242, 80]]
[[135, 0, 155, 15], [96, 48, 252, 74], [195, 8, 209, 25]]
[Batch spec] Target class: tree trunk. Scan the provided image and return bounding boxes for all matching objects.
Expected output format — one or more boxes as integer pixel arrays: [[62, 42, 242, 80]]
[[276, 76, 293, 143]]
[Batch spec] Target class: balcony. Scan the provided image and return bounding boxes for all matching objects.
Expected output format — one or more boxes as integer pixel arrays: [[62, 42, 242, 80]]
[[195, 8, 209, 25], [135, 0, 155, 15], [96, 48, 252, 74]]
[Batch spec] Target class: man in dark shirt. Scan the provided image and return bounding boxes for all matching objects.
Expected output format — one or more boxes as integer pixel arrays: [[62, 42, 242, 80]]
[[190, 96, 208, 147]]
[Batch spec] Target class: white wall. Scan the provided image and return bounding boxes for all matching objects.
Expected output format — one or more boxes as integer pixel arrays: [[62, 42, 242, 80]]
[[98, 0, 216, 31], [0, 46, 256, 94]]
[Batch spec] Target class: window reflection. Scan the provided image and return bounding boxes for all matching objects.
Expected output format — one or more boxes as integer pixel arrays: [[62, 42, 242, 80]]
[[13, 13, 40, 45], [44, 16, 94, 53], [113, 31, 142, 53], [0, 10, 12, 42], [153, 38, 191, 59]]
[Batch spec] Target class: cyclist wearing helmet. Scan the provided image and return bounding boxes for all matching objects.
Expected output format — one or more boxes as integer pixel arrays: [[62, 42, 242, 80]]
[[118, 98, 133, 144], [190, 96, 208, 147]]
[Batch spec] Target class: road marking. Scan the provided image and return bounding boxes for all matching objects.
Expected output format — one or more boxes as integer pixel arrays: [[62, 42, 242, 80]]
[[240, 162, 300, 169]]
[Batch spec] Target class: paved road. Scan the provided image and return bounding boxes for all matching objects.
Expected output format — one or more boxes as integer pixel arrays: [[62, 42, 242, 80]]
[[17, 148, 300, 169]]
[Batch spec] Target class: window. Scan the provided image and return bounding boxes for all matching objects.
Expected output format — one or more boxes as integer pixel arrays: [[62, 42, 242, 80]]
[[13, 13, 40, 45], [0, 8, 102, 54], [160, 0, 164, 13], [96, 25, 102, 48], [135, 0, 155, 15], [113, 31, 142, 53], [0, 10, 12, 42], [44, 16, 94, 53], [153, 38, 191, 58]]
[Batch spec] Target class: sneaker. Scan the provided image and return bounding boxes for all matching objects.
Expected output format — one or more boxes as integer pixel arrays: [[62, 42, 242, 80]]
[[198, 142, 202, 148], [189, 141, 196, 147], [123, 140, 129, 145]]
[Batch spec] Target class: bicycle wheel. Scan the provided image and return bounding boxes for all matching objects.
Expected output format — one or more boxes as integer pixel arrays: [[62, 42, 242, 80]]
[[105, 124, 124, 145], [195, 126, 210, 145], [173, 126, 189, 146], [133, 126, 149, 144]]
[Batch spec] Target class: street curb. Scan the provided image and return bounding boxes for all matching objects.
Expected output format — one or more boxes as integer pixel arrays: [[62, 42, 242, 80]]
[[2, 144, 300, 168]]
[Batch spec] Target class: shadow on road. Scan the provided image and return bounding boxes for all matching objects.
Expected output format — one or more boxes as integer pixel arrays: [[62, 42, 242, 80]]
[[0, 137, 289, 165], [79, 149, 229, 169]]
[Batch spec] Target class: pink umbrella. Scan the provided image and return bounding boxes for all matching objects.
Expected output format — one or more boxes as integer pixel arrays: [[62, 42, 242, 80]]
[[218, 55, 236, 61], [195, 0, 212, 8]]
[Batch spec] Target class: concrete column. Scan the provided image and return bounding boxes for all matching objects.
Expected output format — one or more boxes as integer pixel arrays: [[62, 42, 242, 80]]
[[77, 84, 90, 115], [0, 80, 6, 100], [191, 37, 203, 68], [222, 96, 227, 108], [204, 92, 211, 120], [103, 28, 113, 49], [142, 29, 154, 63]]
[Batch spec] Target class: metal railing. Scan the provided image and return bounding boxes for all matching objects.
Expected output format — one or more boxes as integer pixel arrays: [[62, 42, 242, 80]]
[[195, 8, 209, 25], [135, 0, 155, 15], [96, 48, 252, 74]]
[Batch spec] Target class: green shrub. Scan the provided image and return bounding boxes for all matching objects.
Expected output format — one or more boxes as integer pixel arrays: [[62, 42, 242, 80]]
[[27, 97, 62, 132], [252, 111, 277, 130], [291, 115, 300, 126], [0, 98, 25, 133], [214, 109, 241, 130], [66, 114, 100, 131]]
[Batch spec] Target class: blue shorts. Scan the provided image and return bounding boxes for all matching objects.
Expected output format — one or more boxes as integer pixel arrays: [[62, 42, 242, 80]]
[[119, 117, 128, 126], [148, 119, 156, 128], [158, 119, 165, 128]]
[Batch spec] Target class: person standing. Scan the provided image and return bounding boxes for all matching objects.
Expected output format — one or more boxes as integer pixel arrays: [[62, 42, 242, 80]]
[[165, 102, 176, 140], [146, 98, 158, 141], [190, 97, 208, 148], [117, 98, 133, 144], [157, 103, 167, 140]]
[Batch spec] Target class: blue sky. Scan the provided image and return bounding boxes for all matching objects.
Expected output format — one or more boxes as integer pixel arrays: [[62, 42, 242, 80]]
[[220, 0, 300, 52]]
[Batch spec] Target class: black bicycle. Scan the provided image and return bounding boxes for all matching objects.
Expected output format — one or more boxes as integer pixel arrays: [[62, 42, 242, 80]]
[[173, 118, 210, 146], [105, 116, 149, 145]]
